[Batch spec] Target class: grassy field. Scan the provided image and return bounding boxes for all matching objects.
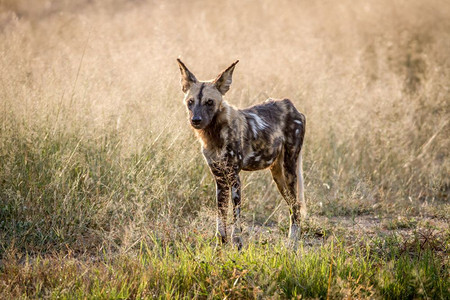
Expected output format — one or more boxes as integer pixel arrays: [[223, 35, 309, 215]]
[[0, 0, 449, 298]]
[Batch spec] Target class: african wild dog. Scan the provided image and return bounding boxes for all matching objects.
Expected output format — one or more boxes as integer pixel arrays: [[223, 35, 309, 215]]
[[177, 59, 306, 249]]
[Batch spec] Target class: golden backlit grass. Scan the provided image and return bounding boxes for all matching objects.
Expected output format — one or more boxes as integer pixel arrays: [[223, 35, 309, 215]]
[[0, 0, 449, 298]]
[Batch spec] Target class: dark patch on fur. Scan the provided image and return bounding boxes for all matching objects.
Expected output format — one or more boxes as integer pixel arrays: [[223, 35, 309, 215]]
[[198, 83, 205, 101]]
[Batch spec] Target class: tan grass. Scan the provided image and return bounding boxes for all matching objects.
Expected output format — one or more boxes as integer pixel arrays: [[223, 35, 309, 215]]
[[0, 0, 449, 254]]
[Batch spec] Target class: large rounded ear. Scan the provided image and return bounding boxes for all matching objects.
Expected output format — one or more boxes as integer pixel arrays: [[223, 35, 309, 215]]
[[213, 60, 239, 95], [177, 59, 198, 93]]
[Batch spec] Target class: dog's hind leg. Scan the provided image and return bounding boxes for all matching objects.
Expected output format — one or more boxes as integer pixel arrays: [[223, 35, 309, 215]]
[[271, 146, 304, 246], [270, 153, 299, 242]]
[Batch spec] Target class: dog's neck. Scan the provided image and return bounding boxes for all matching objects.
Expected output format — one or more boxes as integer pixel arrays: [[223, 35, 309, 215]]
[[195, 101, 232, 151]]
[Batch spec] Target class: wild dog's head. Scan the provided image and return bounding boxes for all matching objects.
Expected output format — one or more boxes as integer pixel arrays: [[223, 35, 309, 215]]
[[177, 59, 238, 129]]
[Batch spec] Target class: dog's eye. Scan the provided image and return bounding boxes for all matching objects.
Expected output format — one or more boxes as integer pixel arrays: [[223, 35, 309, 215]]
[[187, 99, 194, 106], [206, 99, 214, 106]]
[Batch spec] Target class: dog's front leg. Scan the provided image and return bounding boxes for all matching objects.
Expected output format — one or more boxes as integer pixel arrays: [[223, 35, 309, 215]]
[[231, 173, 243, 250], [215, 176, 229, 244]]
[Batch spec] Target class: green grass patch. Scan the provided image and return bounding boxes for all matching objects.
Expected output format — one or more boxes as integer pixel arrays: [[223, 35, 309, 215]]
[[1, 236, 448, 299]]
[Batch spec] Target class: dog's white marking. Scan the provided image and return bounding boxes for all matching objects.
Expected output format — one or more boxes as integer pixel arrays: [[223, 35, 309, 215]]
[[243, 152, 254, 165], [250, 113, 268, 130], [232, 188, 239, 200], [248, 119, 258, 138], [248, 113, 268, 138]]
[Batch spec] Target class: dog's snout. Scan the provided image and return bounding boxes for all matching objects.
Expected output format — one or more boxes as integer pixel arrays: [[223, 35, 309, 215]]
[[191, 117, 202, 125]]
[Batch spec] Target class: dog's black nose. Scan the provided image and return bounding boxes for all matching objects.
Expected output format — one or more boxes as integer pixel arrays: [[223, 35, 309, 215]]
[[191, 117, 202, 125]]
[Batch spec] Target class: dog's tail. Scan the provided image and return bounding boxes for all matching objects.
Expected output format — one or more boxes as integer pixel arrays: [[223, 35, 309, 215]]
[[297, 150, 307, 219]]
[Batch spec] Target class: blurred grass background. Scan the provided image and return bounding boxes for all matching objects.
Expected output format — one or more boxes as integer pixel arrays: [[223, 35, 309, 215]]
[[0, 0, 449, 298]]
